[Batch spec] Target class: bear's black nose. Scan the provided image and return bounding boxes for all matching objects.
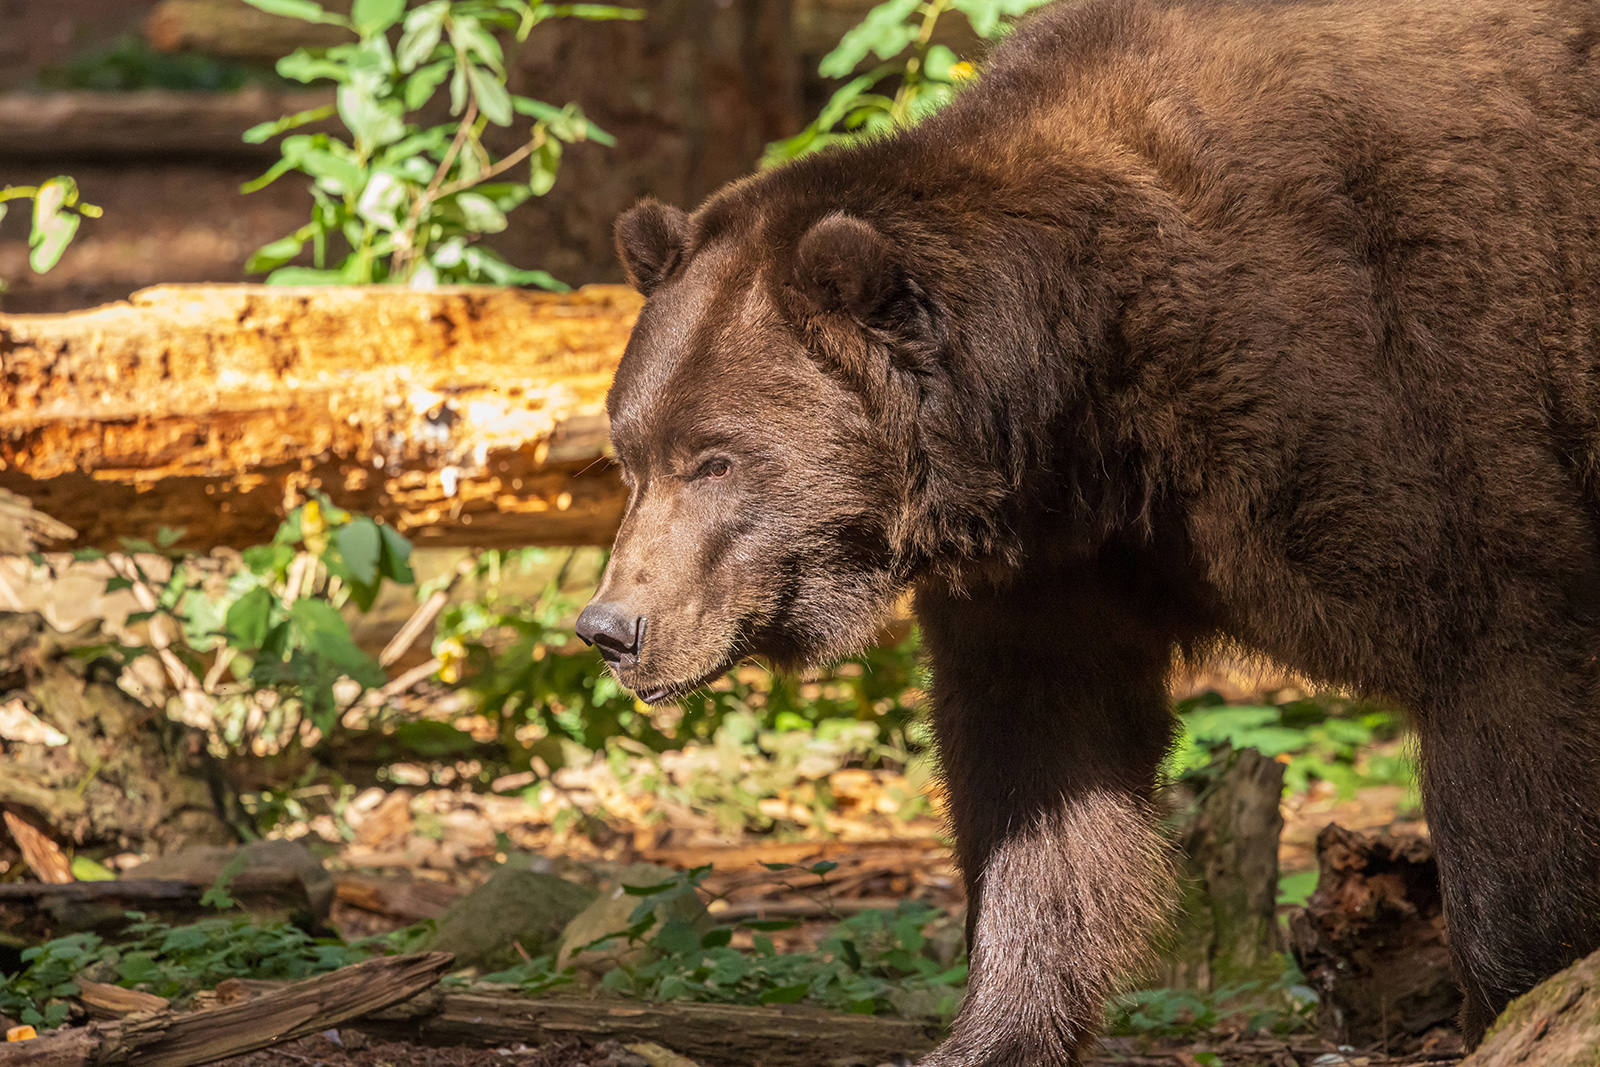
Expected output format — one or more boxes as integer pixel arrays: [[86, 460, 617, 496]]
[[575, 602, 643, 669]]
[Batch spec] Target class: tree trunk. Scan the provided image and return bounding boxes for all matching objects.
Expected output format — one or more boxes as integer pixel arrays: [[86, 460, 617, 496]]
[[1461, 946, 1600, 1067], [1287, 824, 1461, 1050], [0, 284, 638, 550], [1157, 746, 1287, 992]]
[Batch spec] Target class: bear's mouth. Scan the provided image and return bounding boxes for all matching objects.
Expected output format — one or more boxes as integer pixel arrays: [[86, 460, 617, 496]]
[[625, 656, 742, 706]]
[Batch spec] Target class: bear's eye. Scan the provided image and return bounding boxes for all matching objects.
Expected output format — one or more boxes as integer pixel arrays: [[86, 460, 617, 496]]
[[695, 457, 732, 481]]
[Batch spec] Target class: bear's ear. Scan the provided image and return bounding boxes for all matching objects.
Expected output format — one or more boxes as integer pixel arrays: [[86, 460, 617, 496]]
[[793, 213, 939, 344], [615, 199, 690, 296]]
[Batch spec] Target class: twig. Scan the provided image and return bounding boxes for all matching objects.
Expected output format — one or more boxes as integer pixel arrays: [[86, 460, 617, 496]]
[[380, 557, 476, 667], [363, 657, 443, 707]]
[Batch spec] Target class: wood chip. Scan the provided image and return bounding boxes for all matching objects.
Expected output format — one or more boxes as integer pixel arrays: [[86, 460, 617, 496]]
[[2, 811, 72, 884]]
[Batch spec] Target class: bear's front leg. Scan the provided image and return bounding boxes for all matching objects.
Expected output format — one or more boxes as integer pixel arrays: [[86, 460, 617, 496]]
[[915, 564, 1181, 1067]]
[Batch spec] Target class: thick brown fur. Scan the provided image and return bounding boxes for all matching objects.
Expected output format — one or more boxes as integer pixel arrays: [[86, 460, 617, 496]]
[[580, 1, 1600, 1063]]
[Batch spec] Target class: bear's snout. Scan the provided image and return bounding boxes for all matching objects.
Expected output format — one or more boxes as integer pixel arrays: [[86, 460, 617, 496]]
[[575, 601, 643, 672]]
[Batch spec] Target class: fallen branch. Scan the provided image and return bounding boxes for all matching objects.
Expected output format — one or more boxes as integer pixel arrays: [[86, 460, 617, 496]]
[[354, 989, 943, 1067], [0, 951, 453, 1067]]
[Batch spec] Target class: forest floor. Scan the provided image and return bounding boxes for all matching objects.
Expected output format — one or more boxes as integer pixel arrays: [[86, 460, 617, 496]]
[[214, 1030, 1464, 1067]]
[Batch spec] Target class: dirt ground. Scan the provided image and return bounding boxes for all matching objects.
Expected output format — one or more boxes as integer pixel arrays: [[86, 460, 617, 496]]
[[216, 1031, 1463, 1067]]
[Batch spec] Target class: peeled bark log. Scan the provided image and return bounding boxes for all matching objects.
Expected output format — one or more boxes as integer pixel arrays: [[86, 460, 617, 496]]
[[0, 284, 639, 550], [1159, 747, 1287, 992], [1287, 824, 1461, 1050], [0, 951, 454, 1067], [1462, 946, 1600, 1067]]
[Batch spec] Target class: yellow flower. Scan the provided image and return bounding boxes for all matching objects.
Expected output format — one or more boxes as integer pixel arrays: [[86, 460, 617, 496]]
[[300, 499, 329, 556], [950, 61, 976, 81], [436, 638, 467, 684]]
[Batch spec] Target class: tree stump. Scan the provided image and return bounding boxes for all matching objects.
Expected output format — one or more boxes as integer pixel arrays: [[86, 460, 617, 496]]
[[0, 613, 230, 884], [1287, 824, 1461, 1049], [1158, 746, 1287, 992], [1462, 946, 1600, 1066]]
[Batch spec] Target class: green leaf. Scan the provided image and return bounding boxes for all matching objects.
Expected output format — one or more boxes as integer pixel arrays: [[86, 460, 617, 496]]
[[759, 983, 810, 1005], [527, 134, 562, 196], [287, 598, 385, 686], [377, 524, 414, 583], [452, 16, 505, 75], [245, 232, 309, 274], [242, 105, 336, 144], [451, 191, 507, 233], [276, 49, 351, 84], [923, 43, 959, 82], [403, 60, 453, 109], [70, 856, 117, 882], [338, 84, 406, 149], [29, 178, 81, 274], [466, 64, 513, 126], [242, 542, 295, 577], [103, 576, 133, 593], [651, 919, 702, 955], [819, 0, 920, 78], [351, 0, 405, 35], [334, 518, 381, 585], [265, 266, 349, 285], [225, 587, 275, 650], [298, 147, 366, 195], [242, 0, 352, 27], [398, 2, 449, 71]]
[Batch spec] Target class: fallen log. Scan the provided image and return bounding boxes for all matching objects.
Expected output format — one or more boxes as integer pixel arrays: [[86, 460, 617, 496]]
[[0, 284, 639, 550], [1287, 824, 1461, 1050], [0, 89, 336, 161], [354, 989, 944, 1067], [1462, 946, 1600, 1066], [0, 875, 325, 944], [0, 951, 453, 1067]]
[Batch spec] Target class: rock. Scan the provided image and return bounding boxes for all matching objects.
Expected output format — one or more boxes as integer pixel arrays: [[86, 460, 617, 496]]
[[129, 838, 336, 925], [424, 866, 597, 972], [557, 863, 711, 971], [1288, 824, 1461, 1050], [1463, 946, 1600, 1066]]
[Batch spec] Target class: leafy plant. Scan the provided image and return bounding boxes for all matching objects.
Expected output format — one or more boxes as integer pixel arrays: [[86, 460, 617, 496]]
[[47, 499, 416, 758], [1106, 962, 1317, 1038], [192, 497, 414, 738], [0, 917, 375, 1028], [1167, 691, 1414, 799], [505, 864, 968, 1020], [240, 0, 641, 286], [0, 177, 101, 276], [764, 0, 1054, 165]]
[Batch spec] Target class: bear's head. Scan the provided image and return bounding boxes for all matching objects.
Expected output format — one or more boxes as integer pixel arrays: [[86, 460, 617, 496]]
[[573, 195, 953, 703]]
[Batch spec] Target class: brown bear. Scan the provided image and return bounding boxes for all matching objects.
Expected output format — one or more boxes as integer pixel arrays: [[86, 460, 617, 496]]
[[574, 0, 1600, 1063]]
